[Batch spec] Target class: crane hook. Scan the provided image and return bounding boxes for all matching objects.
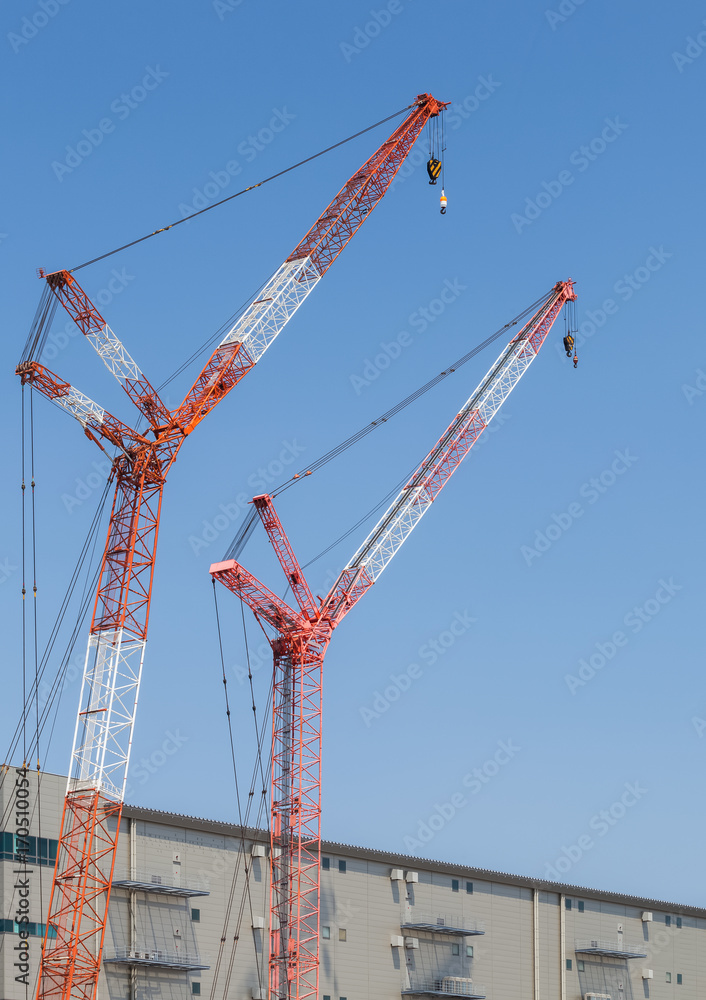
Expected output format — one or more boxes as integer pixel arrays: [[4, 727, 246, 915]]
[[439, 189, 447, 215]]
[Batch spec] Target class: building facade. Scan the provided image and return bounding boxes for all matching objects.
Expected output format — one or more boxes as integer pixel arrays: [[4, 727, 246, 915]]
[[1, 769, 703, 1000]]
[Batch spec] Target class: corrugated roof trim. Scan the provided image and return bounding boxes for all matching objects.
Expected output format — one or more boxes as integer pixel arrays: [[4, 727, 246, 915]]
[[122, 803, 706, 918]]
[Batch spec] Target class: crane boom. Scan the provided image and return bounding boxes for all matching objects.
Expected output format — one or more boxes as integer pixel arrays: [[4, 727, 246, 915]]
[[20, 92, 447, 1000], [324, 280, 575, 621], [209, 278, 577, 1000]]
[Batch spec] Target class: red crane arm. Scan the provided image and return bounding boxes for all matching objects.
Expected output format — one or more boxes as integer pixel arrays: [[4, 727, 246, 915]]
[[171, 93, 448, 437], [210, 559, 304, 634], [42, 270, 172, 427], [252, 495, 319, 620], [16, 361, 145, 455]]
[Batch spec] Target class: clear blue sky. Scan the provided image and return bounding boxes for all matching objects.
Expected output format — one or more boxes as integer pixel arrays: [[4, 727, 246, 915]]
[[1, 0, 704, 905]]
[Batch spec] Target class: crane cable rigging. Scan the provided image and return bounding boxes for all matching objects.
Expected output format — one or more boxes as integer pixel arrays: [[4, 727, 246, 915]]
[[62, 104, 415, 274]]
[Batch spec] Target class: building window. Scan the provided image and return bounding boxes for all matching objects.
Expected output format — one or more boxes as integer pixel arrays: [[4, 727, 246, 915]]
[[666, 915, 671, 926], [338, 860, 346, 873], [565, 898, 572, 910], [676, 917, 682, 928], [322, 857, 330, 870], [577, 901, 584, 912], [323, 995, 331, 1000], [466, 945, 474, 958], [451, 879, 459, 892], [466, 881, 473, 894], [322, 927, 330, 939], [577, 961, 584, 973], [677, 974, 683, 985], [339, 928, 347, 942], [191, 909, 200, 922], [451, 944, 460, 956], [666, 973, 671, 983], [191, 984, 201, 996], [0, 833, 58, 867], [566, 959, 572, 971]]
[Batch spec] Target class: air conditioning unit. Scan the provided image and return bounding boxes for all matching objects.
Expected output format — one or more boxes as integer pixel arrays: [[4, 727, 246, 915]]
[[390, 868, 404, 880], [251, 989, 267, 1000], [642, 970, 654, 980], [252, 844, 266, 858], [143, 952, 152, 960], [406, 871, 419, 883], [443, 978, 474, 989], [642, 911, 653, 922], [390, 935, 404, 948], [405, 937, 419, 949], [252, 917, 265, 929]]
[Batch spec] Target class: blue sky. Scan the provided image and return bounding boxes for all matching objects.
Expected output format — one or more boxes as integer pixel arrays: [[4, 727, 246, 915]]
[[1, 0, 704, 905]]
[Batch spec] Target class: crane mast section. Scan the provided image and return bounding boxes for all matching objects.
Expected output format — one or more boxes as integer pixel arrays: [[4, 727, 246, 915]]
[[325, 286, 571, 617]]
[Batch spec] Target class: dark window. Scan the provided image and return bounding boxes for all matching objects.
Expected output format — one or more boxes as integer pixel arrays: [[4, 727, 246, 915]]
[[451, 879, 459, 892], [466, 945, 473, 958], [191, 984, 201, 996], [451, 944, 460, 956], [466, 881, 473, 894], [191, 909, 200, 922], [666, 915, 671, 926], [677, 974, 683, 985], [338, 860, 346, 873], [577, 961, 585, 972], [322, 857, 330, 871], [566, 959, 572, 971], [577, 901, 584, 912], [676, 917, 682, 928], [323, 996, 331, 1000], [565, 898, 572, 910]]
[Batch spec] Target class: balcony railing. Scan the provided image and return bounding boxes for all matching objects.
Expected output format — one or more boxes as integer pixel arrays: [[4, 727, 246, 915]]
[[111, 870, 209, 897], [575, 939, 647, 959], [104, 947, 209, 971], [402, 978, 486, 998], [401, 914, 485, 936]]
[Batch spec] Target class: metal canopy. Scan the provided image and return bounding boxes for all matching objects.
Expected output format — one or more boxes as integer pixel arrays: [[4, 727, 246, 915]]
[[111, 877, 209, 897]]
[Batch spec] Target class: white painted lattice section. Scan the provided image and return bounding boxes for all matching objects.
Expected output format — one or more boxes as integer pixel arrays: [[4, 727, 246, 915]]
[[86, 324, 144, 385], [220, 257, 321, 363], [342, 295, 560, 587], [53, 384, 106, 428], [69, 629, 146, 801]]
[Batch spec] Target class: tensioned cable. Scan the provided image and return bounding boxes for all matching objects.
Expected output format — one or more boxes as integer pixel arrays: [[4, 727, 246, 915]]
[[271, 288, 553, 498], [68, 105, 413, 274], [222, 288, 555, 566]]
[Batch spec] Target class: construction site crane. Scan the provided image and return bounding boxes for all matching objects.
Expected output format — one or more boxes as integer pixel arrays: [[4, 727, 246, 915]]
[[15, 91, 447, 1000], [210, 279, 577, 1000]]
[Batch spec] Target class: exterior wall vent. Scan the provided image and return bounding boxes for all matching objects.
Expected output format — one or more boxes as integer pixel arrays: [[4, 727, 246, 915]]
[[406, 871, 419, 883], [641, 912, 653, 922], [390, 935, 404, 947], [251, 844, 266, 858], [390, 869, 404, 880], [252, 917, 265, 929], [405, 937, 419, 949], [642, 970, 654, 979]]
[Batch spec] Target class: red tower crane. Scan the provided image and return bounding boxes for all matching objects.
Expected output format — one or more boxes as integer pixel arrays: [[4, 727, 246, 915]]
[[15, 92, 447, 1000], [210, 279, 577, 1000]]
